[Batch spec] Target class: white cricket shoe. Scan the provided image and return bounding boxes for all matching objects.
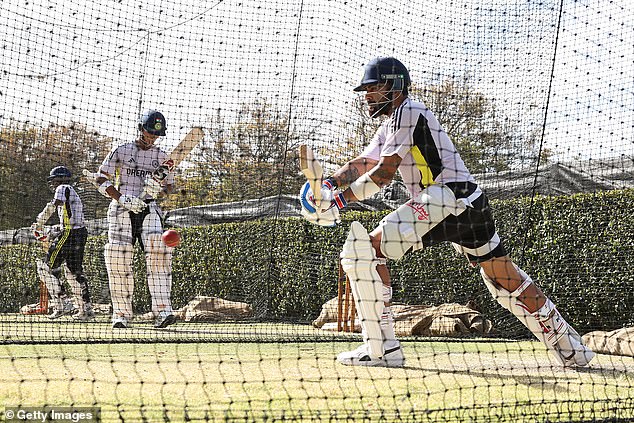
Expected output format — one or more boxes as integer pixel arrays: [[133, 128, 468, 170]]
[[561, 347, 595, 368], [47, 296, 76, 319], [555, 327, 595, 367], [112, 316, 129, 329], [337, 342, 405, 368], [73, 303, 96, 322], [154, 311, 176, 328]]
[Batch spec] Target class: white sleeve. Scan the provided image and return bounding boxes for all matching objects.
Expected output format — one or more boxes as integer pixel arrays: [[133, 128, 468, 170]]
[[380, 106, 415, 159], [99, 145, 120, 177], [359, 125, 386, 160]]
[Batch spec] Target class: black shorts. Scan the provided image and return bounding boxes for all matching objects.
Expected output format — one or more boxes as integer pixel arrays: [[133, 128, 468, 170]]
[[47, 227, 88, 273], [421, 182, 507, 262]]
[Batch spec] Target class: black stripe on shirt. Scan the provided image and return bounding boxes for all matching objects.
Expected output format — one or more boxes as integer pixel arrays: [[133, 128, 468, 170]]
[[412, 114, 443, 181]]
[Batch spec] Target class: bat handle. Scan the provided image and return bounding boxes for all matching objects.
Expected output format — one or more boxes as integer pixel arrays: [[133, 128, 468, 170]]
[[312, 180, 323, 209]]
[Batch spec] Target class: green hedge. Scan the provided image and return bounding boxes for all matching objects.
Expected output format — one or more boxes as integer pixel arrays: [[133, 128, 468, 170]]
[[2, 189, 634, 336]]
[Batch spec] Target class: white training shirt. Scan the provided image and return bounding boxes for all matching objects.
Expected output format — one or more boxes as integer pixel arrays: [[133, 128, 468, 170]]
[[99, 142, 175, 199], [360, 97, 475, 199], [53, 184, 85, 229]]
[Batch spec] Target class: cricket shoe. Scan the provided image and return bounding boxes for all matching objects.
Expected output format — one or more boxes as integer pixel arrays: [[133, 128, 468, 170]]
[[73, 303, 96, 322], [47, 296, 76, 320], [337, 342, 405, 368], [112, 316, 129, 329], [154, 311, 176, 328], [553, 326, 595, 367]]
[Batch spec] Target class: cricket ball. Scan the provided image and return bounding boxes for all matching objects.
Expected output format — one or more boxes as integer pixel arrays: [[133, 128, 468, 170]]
[[162, 229, 181, 247]]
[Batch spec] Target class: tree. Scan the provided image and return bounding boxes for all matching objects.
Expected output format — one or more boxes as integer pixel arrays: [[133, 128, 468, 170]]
[[163, 99, 310, 209], [413, 78, 549, 173], [0, 120, 112, 229], [335, 77, 547, 174]]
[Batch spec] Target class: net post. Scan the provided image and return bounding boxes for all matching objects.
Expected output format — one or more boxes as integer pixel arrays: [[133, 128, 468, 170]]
[[337, 261, 344, 332]]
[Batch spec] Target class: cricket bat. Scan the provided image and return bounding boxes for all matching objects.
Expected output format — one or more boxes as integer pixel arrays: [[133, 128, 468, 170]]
[[139, 126, 205, 198], [151, 126, 205, 182], [298, 144, 323, 207]]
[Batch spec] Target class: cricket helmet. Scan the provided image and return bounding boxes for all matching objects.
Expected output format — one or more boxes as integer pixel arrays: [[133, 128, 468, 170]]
[[139, 109, 167, 136], [47, 165, 72, 182], [353, 57, 411, 93], [47, 166, 72, 190]]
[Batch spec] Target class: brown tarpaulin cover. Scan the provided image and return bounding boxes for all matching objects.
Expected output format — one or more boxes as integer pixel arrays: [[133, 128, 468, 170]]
[[175, 296, 253, 322], [312, 297, 492, 337], [582, 328, 634, 358]]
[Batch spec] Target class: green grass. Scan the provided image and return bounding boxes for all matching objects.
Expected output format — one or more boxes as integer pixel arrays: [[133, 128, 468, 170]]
[[1, 320, 634, 422]]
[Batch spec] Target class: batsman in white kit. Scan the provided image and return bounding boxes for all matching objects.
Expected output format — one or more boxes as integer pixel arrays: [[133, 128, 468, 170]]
[[300, 57, 595, 368], [91, 110, 176, 329]]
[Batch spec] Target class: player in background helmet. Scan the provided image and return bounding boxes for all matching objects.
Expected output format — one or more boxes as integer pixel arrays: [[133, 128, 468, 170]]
[[47, 165, 72, 190], [32, 166, 94, 320], [91, 109, 177, 329], [300, 57, 594, 368], [137, 109, 167, 150]]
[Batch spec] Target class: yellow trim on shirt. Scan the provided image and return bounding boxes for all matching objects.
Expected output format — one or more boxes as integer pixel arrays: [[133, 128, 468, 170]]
[[410, 146, 436, 187]]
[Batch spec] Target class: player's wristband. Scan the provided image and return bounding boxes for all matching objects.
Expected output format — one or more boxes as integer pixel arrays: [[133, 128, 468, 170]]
[[322, 177, 338, 190], [333, 192, 347, 210], [349, 173, 381, 200]]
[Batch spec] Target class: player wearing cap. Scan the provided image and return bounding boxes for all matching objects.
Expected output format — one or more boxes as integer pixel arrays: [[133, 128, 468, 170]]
[[31, 166, 94, 320], [300, 57, 594, 368], [92, 110, 177, 329]]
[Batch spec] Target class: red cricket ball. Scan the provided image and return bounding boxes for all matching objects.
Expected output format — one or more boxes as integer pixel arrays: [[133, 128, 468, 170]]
[[162, 229, 181, 247]]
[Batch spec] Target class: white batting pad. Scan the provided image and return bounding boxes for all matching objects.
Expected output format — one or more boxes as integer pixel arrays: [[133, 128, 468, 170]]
[[481, 267, 594, 367], [63, 264, 82, 302], [340, 221, 384, 359], [145, 234, 173, 314], [105, 243, 134, 320], [36, 258, 63, 310]]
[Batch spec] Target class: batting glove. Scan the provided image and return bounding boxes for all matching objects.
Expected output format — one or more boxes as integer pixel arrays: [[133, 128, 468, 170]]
[[299, 182, 340, 227], [118, 195, 147, 214], [143, 178, 163, 199], [30, 223, 48, 242]]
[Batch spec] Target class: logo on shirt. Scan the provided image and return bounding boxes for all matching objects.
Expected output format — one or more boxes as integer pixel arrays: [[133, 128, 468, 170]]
[[126, 168, 153, 178], [128, 157, 136, 164], [406, 200, 430, 221]]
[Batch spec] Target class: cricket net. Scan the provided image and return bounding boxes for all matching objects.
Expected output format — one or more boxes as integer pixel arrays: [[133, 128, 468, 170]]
[[1, 0, 633, 421]]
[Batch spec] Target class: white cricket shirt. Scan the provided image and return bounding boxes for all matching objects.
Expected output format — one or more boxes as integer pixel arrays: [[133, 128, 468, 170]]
[[53, 184, 85, 229], [99, 142, 175, 199], [360, 98, 475, 199]]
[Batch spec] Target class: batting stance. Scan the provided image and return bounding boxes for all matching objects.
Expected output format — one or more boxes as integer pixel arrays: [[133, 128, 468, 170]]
[[31, 166, 94, 320], [92, 110, 176, 329], [300, 57, 595, 368]]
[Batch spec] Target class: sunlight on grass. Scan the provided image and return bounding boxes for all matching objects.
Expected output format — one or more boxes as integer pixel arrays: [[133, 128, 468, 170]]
[[1, 340, 633, 421]]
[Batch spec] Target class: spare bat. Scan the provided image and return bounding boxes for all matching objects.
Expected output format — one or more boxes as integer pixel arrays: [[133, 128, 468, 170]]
[[139, 126, 205, 198], [298, 144, 324, 207]]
